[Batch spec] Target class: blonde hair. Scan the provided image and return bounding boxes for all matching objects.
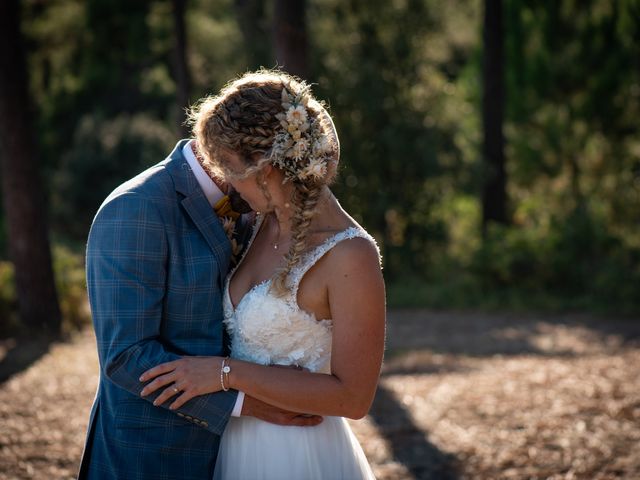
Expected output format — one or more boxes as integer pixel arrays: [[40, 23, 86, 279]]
[[189, 69, 340, 295]]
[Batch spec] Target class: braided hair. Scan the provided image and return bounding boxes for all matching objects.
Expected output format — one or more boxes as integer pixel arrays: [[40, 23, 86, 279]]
[[189, 69, 340, 295]]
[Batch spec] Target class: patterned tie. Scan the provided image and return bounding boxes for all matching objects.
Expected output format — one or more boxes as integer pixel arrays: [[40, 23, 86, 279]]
[[213, 195, 241, 221]]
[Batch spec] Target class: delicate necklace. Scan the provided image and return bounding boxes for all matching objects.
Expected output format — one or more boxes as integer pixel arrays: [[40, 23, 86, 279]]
[[268, 213, 289, 250], [268, 190, 332, 250]]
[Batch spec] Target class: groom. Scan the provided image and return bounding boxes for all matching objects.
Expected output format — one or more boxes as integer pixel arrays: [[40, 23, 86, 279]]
[[78, 139, 321, 479]]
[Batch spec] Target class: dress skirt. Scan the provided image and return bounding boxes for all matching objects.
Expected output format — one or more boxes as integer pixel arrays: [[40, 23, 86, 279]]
[[213, 415, 375, 480]]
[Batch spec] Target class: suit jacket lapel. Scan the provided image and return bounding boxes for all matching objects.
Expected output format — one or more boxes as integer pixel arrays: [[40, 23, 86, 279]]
[[165, 140, 231, 283]]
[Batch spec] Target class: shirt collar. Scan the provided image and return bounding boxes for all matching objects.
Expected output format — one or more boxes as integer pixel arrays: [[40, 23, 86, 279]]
[[183, 140, 226, 208]]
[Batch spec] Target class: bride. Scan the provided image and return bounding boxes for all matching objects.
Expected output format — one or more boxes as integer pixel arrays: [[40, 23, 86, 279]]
[[139, 70, 385, 479]]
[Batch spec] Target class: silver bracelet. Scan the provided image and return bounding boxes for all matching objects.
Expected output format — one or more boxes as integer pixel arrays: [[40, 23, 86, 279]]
[[220, 356, 231, 392]]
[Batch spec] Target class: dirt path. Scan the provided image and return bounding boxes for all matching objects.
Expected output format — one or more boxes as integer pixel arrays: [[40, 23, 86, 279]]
[[1, 311, 639, 479]]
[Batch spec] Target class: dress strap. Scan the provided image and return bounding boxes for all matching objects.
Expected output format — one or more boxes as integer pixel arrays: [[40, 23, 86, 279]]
[[287, 227, 380, 300]]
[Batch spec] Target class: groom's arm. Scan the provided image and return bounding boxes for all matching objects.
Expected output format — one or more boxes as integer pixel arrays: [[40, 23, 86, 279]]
[[86, 191, 237, 435]]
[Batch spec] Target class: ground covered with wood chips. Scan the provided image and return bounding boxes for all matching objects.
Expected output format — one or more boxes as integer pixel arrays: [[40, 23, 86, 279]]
[[1, 311, 639, 479]]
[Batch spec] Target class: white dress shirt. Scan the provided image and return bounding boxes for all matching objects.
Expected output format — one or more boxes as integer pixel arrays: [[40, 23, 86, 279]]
[[183, 140, 245, 417]]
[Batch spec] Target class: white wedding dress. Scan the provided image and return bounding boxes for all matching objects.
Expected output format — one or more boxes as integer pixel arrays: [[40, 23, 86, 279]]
[[213, 214, 377, 480]]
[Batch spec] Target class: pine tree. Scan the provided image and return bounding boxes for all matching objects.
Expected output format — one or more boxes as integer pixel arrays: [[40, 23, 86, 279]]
[[481, 0, 508, 234], [0, 0, 62, 333]]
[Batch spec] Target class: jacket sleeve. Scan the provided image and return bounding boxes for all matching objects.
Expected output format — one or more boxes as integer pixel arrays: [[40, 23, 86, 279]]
[[86, 191, 237, 435]]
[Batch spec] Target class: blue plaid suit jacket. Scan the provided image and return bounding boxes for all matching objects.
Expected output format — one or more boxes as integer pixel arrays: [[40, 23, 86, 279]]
[[78, 140, 239, 479]]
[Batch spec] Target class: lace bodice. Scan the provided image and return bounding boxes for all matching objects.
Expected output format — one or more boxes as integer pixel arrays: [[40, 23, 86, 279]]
[[223, 214, 379, 374]]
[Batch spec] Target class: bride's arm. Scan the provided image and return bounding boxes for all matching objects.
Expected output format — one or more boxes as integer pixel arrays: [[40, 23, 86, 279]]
[[140, 238, 385, 419], [230, 241, 385, 418]]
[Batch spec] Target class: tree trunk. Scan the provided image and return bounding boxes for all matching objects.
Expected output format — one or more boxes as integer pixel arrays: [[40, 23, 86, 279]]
[[481, 0, 508, 235], [0, 0, 61, 333], [172, 0, 191, 137], [234, 0, 271, 70], [273, 0, 308, 79]]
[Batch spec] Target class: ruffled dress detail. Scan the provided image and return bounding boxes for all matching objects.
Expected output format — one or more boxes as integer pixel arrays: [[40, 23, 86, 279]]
[[213, 214, 378, 480]]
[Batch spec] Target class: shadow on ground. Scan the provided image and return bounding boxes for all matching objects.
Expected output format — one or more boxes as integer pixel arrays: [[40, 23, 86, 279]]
[[0, 335, 57, 385], [385, 310, 640, 359], [368, 384, 459, 480]]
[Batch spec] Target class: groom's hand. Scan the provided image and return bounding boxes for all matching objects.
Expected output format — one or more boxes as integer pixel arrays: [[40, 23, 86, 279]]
[[241, 395, 323, 427]]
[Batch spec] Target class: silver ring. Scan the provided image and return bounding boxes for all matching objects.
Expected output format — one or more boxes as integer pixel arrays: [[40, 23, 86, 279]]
[[173, 386, 179, 393]]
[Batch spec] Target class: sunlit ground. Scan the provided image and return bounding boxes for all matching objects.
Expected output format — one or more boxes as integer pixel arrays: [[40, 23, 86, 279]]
[[1, 311, 639, 479]]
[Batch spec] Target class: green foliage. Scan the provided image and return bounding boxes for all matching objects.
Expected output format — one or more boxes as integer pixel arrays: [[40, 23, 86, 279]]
[[388, 202, 640, 313], [504, 0, 640, 233], [311, 0, 480, 280], [188, 0, 249, 98], [26, 0, 175, 155], [52, 245, 90, 332], [0, 262, 19, 334], [0, 217, 6, 261], [7, 0, 640, 316], [0, 246, 89, 336], [52, 113, 174, 237]]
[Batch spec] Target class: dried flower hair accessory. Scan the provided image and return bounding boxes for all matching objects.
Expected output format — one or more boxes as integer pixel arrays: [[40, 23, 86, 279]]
[[269, 85, 335, 183]]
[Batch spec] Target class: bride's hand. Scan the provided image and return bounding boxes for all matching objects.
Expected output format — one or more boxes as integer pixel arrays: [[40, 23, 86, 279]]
[[139, 357, 222, 410]]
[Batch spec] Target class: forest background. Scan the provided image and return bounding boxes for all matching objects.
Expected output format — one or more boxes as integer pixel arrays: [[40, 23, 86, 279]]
[[0, 0, 639, 335]]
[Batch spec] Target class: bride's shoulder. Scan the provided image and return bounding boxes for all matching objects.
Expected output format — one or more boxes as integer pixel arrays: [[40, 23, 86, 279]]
[[320, 230, 384, 301], [326, 226, 382, 271], [311, 203, 381, 268]]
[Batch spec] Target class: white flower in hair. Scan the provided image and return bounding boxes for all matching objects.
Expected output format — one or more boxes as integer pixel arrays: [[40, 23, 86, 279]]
[[275, 112, 288, 129], [299, 157, 327, 181], [270, 83, 334, 183], [290, 138, 309, 160], [290, 128, 302, 141], [286, 105, 308, 126], [312, 136, 332, 155], [296, 137, 310, 152]]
